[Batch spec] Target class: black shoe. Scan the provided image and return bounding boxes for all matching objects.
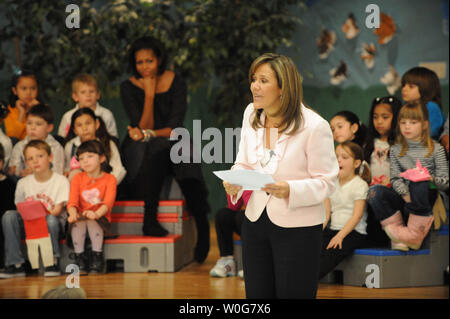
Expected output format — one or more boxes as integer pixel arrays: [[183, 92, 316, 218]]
[[143, 221, 169, 237], [89, 251, 105, 274], [0, 264, 26, 279], [69, 252, 89, 275], [44, 259, 61, 277]]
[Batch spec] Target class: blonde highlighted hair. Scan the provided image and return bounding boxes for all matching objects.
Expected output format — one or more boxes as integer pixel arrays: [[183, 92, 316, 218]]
[[248, 53, 306, 135], [396, 101, 434, 157]]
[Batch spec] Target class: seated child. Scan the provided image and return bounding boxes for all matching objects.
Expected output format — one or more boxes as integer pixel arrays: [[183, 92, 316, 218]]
[[363, 96, 402, 247], [58, 73, 118, 139], [320, 141, 371, 279], [401, 67, 445, 140], [4, 69, 42, 140], [210, 191, 252, 278], [330, 110, 368, 147], [64, 108, 126, 184], [0, 140, 70, 278], [67, 140, 117, 275], [367, 102, 448, 250], [8, 104, 64, 177]]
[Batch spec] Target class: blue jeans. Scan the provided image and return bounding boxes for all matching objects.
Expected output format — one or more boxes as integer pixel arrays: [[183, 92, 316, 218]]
[[367, 182, 436, 222], [1, 210, 61, 266]]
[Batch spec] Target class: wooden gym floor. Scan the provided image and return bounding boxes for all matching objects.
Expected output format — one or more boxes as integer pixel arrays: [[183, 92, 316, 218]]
[[0, 221, 448, 299]]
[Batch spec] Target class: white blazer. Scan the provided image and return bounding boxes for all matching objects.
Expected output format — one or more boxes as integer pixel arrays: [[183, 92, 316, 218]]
[[231, 103, 339, 228]]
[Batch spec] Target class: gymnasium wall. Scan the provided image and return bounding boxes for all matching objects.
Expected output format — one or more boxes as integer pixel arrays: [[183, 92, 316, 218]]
[[1, 0, 448, 216]]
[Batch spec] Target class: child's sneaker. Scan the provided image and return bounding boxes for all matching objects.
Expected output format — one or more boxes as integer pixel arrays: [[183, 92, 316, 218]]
[[0, 264, 26, 279], [210, 257, 236, 277], [89, 251, 104, 275]]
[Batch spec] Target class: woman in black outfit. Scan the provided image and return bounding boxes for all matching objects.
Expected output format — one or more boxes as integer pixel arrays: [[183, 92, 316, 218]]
[[119, 36, 211, 263]]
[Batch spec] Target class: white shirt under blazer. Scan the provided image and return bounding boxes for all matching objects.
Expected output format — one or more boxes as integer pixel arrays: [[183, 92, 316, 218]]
[[231, 103, 339, 228]]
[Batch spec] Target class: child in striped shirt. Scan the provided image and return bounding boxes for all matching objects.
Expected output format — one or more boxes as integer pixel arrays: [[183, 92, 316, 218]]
[[367, 101, 448, 250]]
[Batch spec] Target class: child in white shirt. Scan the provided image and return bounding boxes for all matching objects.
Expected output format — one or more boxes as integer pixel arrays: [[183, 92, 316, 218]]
[[58, 73, 118, 138], [320, 141, 371, 279], [64, 107, 126, 184], [0, 140, 69, 278], [8, 104, 64, 177]]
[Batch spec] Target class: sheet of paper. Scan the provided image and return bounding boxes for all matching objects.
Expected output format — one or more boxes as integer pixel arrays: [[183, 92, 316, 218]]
[[213, 169, 275, 190]]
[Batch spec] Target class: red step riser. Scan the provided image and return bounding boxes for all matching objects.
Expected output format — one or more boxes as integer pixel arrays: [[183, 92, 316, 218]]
[[59, 234, 181, 245], [113, 200, 185, 207]]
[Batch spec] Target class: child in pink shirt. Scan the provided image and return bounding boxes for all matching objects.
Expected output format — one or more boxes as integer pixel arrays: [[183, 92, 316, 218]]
[[67, 140, 117, 275]]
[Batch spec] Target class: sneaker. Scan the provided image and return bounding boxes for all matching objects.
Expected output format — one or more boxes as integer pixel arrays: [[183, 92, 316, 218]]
[[44, 260, 61, 277], [210, 257, 236, 278], [0, 264, 26, 279], [89, 251, 104, 275], [238, 269, 244, 279]]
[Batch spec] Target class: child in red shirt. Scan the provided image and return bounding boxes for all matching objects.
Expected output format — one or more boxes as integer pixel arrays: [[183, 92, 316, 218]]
[[67, 140, 116, 275]]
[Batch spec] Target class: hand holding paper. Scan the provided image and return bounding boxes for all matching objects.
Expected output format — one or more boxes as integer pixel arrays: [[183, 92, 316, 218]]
[[261, 181, 290, 199], [214, 169, 275, 191]]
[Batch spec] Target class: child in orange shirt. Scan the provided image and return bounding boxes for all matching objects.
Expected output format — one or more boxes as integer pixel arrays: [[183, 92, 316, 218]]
[[67, 140, 117, 275], [4, 70, 42, 140]]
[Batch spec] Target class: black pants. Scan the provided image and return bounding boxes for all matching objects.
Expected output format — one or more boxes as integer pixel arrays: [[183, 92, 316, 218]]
[[319, 228, 368, 280], [241, 209, 322, 299], [121, 137, 211, 228], [215, 208, 245, 257]]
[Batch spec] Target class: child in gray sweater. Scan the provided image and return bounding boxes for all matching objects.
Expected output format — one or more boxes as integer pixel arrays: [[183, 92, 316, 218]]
[[367, 101, 448, 250]]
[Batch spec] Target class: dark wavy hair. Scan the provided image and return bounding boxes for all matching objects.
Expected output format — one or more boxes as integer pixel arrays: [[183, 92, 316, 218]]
[[363, 96, 402, 162], [128, 36, 167, 78]]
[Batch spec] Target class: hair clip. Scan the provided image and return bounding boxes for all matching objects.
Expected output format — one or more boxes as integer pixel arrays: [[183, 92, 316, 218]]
[[12, 65, 22, 76], [359, 160, 368, 175]]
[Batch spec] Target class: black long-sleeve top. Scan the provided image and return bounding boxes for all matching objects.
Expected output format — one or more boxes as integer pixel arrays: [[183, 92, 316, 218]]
[[119, 73, 188, 130]]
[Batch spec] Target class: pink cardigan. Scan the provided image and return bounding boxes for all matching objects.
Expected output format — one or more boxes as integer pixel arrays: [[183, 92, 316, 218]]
[[227, 190, 252, 211], [231, 103, 338, 228]]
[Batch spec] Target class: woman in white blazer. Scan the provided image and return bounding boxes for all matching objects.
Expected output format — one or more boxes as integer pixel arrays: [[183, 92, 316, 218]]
[[224, 53, 339, 299]]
